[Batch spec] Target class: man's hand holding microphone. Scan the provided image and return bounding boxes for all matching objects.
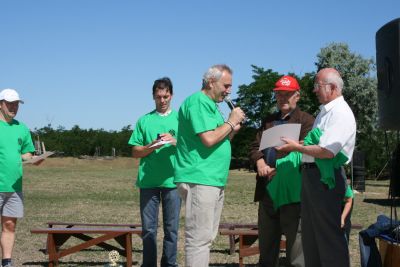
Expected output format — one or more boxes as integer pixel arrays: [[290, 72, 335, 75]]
[[224, 95, 245, 134]]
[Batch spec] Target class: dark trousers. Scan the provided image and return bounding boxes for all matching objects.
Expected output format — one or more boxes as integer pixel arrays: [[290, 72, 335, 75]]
[[301, 167, 349, 267], [258, 193, 304, 267]]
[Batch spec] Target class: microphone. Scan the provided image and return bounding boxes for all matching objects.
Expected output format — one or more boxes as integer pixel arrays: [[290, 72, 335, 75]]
[[224, 95, 245, 125], [224, 95, 235, 110]]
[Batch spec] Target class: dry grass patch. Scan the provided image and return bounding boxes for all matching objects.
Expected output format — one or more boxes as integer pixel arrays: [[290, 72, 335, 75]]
[[11, 158, 394, 266]]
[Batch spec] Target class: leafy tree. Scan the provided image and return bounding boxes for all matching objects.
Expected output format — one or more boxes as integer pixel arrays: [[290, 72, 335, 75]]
[[297, 72, 319, 116], [235, 66, 281, 129], [230, 125, 257, 159], [231, 67, 279, 160], [114, 125, 134, 156]]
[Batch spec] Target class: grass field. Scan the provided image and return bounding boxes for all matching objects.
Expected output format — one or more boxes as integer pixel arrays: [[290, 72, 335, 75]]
[[14, 157, 394, 266]]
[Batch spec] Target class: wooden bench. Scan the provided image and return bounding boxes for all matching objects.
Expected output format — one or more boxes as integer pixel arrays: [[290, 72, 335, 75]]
[[219, 223, 258, 255], [31, 224, 142, 267], [45, 221, 142, 252]]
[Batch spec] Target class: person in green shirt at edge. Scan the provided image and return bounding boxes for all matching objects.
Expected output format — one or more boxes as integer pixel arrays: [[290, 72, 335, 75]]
[[174, 64, 246, 267], [0, 89, 43, 267], [128, 78, 180, 267]]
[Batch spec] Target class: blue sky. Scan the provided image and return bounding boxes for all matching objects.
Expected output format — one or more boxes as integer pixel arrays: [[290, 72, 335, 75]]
[[1, 0, 399, 131]]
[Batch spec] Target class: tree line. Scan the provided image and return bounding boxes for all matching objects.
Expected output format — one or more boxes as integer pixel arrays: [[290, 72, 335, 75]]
[[34, 125, 133, 157], [32, 43, 395, 176]]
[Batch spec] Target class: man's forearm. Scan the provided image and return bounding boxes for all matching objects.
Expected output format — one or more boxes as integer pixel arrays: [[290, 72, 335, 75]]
[[198, 122, 233, 147], [132, 146, 156, 158], [297, 144, 334, 159]]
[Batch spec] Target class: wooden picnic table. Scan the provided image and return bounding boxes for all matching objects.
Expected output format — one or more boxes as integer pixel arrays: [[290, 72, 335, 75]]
[[31, 222, 142, 267]]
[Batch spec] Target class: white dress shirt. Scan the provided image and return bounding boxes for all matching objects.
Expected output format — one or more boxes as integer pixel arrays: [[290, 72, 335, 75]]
[[302, 96, 356, 164]]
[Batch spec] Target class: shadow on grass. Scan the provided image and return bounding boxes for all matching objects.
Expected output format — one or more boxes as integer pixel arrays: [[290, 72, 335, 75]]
[[23, 261, 140, 266], [363, 198, 400, 206], [209, 264, 258, 267], [38, 248, 143, 254], [31, 248, 142, 266], [211, 248, 234, 254]]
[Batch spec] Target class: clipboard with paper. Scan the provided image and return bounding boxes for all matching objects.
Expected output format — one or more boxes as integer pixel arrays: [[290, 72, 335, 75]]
[[258, 123, 301, 151]]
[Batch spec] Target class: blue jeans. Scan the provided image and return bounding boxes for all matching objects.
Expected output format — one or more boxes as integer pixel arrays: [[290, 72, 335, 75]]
[[140, 188, 181, 267]]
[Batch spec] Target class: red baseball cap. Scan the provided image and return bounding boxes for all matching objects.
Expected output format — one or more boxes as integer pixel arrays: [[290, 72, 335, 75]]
[[273, 75, 300, 91]]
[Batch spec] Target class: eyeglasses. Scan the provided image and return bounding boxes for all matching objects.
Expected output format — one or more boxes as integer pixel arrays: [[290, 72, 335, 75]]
[[313, 82, 331, 90]]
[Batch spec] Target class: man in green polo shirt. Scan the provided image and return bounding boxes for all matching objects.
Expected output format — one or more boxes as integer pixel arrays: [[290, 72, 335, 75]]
[[0, 88, 36, 267], [174, 64, 246, 266], [128, 77, 180, 267]]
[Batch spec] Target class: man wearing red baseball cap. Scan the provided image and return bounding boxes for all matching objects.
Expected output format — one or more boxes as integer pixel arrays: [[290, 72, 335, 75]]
[[250, 75, 314, 267]]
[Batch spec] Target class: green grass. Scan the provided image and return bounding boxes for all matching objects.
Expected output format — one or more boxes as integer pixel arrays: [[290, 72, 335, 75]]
[[12, 158, 393, 266]]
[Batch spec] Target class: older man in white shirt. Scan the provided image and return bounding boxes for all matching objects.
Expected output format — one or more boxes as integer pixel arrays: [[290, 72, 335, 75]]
[[277, 68, 356, 267]]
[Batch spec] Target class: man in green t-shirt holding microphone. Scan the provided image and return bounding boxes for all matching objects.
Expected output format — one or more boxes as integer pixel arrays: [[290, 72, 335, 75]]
[[128, 77, 180, 267], [174, 64, 246, 266], [0, 89, 36, 267]]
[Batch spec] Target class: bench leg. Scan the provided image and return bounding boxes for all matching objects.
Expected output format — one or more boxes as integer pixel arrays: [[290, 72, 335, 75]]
[[125, 233, 132, 267], [47, 233, 59, 267], [237, 234, 259, 267], [229, 234, 236, 255], [239, 235, 244, 267]]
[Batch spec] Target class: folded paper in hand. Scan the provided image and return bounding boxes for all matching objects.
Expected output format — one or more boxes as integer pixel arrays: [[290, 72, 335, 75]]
[[24, 151, 55, 164], [149, 140, 172, 148], [259, 123, 301, 151]]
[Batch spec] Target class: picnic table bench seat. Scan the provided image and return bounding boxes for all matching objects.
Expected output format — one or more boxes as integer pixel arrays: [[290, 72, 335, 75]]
[[219, 222, 362, 267], [31, 222, 142, 267]]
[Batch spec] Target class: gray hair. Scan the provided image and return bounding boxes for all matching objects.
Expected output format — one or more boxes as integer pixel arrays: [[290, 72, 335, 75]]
[[202, 64, 232, 89], [323, 71, 344, 93]]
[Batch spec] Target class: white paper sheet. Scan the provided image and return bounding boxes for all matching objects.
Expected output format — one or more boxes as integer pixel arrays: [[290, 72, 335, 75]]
[[149, 140, 172, 148], [258, 123, 301, 151]]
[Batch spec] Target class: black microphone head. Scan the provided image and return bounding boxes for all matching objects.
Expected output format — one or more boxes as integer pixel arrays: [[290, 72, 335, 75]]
[[224, 95, 235, 110]]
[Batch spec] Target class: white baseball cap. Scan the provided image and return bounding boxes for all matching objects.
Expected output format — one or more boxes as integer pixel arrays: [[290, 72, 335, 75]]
[[0, 89, 24, 104]]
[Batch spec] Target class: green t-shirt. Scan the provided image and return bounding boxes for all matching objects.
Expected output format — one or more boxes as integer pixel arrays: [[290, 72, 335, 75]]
[[128, 110, 178, 189], [174, 91, 231, 187], [0, 120, 35, 192]]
